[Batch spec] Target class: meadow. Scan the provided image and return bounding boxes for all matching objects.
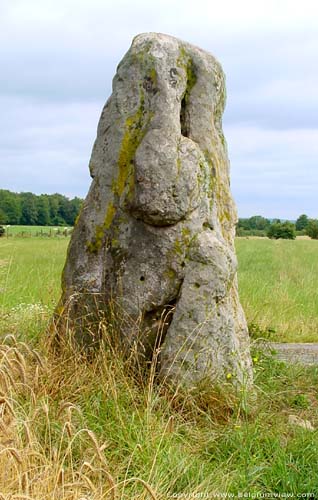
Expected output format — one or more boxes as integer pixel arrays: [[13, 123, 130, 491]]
[[1, 234, 318, 343], [236, 237, 318, 342], [2, 225, 72, 237], [0, 233, 318, 498]]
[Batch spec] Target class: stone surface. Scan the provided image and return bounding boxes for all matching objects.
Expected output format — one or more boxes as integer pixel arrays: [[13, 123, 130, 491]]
[[55, 33, 253, 387], [269, 343, 318, 365], [288, 415, 314, 431]]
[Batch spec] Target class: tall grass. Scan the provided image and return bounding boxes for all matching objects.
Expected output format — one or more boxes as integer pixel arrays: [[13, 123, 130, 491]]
[[0, 331, 318, 498]]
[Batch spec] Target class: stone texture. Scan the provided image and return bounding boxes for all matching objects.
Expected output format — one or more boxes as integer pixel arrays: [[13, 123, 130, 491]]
[[55, 33, 253, 387], [288, 415, 314, 431]]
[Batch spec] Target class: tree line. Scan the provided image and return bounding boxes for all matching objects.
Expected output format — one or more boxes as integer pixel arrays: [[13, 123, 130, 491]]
[[0, 190, 83, 226], [1, 189, 318, 241], [237, 214, 318, 239]]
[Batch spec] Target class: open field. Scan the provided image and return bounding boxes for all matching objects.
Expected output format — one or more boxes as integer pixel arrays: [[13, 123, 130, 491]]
[[1, 233, 317, 343], [236, 238, 318, 342], [2, 225, 72, 237], [0, 238, 68, 342], [1, 234, 318, 497]]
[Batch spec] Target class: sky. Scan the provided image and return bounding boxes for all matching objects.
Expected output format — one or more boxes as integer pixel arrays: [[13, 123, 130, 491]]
[[1, 0, 318, 218]]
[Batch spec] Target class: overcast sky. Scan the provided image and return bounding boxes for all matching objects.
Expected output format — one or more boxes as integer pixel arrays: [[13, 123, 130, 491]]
[[1, 0, 318, 218]]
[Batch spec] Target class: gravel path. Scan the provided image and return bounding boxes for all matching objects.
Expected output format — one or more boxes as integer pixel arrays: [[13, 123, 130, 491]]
[[268, 343, 318, 365]]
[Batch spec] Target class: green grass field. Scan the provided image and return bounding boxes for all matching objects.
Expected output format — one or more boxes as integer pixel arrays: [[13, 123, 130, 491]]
[[1, 233, 317, 343], [236, 237, 318, 342], [1, 232, 318, 497], [2, 224, 72, 237], [0, 238, 68, 342]]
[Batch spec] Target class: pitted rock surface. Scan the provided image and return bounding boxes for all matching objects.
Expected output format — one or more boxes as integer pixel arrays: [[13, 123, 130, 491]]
[[56, 33, 253, 386]]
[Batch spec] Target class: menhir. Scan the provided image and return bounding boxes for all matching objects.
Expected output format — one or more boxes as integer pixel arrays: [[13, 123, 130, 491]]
[[54, 33, 253, 388]]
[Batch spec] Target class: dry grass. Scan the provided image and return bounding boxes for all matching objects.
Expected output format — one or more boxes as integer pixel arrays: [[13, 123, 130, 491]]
[[0, 334, 163, 499], [0, 321, 238, 500], [1, 333, 318, 498]]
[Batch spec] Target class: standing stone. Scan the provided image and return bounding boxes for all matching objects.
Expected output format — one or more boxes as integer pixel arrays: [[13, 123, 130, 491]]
[[55, 33, 253, 387]]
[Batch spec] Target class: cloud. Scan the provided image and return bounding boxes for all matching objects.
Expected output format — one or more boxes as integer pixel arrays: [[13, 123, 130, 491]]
[[0, 96, 96, 196], [1, 0, 318, 218], [226, 125, 318, 218]]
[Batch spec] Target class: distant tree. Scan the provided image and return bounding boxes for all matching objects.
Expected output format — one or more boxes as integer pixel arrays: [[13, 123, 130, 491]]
[[20, 192, 38, 225], [0, 208, 7, 225], [0, 189, 83, 226], [50, 194, 83, 226], [36, 195, 51, 225], [267, 221, 296, 240], [296, 214, 309, 231], [0, 190, 22, 224], [57, 195, 73, 225], [48, 195, 61, 225], [47, 194, 68, 225], [68, 197, 83, 225], [248, 215, 271, 231], [306, 219, 318, 239], [237, 218, 250, 231], [237, 215, 271, 236]]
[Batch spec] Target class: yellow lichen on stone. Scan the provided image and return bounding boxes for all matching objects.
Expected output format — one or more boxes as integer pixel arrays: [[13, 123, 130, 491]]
[[104, 202, 116, 229], [149, 67, 157, 86], [174, 238, 183, 256], [177, 46, 197, 102], [115, 91, 149, 201], [176, 157, 182, 174], [86, 223, 104, 254], [165, 268, 177, 280], [74, 213, 80, 227], [86, 203, 117, 254]]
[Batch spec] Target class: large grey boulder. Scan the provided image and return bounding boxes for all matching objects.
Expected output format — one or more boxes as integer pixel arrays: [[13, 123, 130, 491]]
[[55, 33, 253, 387]]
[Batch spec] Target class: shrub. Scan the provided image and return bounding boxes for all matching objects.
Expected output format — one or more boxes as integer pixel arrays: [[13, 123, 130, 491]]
[[306, 219, 318, 239], [267, 221, 296, 240], [236, 227, 267, 237], [0, 225, 5, 237]]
